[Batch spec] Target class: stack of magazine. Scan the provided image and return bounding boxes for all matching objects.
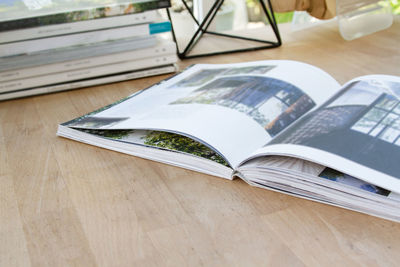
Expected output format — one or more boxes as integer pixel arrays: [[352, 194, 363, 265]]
[[58, 60, 400, 222], [0, 0, 178, 101]]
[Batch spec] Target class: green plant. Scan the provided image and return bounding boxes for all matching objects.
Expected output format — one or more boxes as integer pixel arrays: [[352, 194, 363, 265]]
[[391, 0, 400, 14], [274, 11, 294, 23]]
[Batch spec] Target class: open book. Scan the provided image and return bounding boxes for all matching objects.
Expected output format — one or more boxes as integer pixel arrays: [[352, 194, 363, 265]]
[[57, 60, 400, 222]]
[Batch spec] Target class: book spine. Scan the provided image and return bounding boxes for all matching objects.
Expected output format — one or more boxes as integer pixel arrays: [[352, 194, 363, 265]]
[[0, 11, 157, 44], [0, 36, 157, 73], [0, 54, 178, 93], [0, 21, 171, 58], [0, 41, 176, 82], [0, 0, 171, 32], [0, 64, 177, 101]]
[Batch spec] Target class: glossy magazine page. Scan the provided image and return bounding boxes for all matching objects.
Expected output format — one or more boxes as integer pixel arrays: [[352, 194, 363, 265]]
[[59, 60, 340, 168], [247, 75, 400, 194]]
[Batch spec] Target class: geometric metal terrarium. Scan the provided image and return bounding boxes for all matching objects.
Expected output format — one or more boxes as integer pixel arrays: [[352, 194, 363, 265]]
[[166, 0, 281, 59]]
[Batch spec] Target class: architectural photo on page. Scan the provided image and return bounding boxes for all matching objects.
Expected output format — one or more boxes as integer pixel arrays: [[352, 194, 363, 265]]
[[169, 65, 316, 137], [270, 78, 400, 178], [61, 61, 330, 168]]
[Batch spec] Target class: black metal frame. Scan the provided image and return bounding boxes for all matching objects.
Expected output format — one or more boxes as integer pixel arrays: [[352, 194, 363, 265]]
[[166, 0, 281, 59]]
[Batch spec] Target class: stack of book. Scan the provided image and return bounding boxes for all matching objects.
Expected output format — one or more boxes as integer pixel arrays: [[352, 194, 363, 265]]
[[0, 0, 178, 101]]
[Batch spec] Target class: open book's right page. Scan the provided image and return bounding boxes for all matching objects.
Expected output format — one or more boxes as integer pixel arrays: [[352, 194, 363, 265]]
[[245, 75, 400, 193]]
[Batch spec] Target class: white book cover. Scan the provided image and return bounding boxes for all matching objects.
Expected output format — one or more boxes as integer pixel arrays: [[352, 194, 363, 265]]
[[0, 36, 157, 73], [0, 21, 171, 57], [0, 53, 178, 93], [0, 64, 177, 101], [0, 10, 157, 44], [0, 40, 176, 82]]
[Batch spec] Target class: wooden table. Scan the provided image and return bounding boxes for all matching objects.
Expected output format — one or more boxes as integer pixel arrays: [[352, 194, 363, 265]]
[[1, 18, 400, 266]]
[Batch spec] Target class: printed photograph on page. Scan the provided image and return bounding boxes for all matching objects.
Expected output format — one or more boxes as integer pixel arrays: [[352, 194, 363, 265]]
[[267, 77, 400, 180], [63, 60, 340, 167]]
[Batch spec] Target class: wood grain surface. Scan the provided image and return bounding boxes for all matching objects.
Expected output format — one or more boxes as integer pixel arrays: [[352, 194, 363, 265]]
[[1, 18, 400, 266]]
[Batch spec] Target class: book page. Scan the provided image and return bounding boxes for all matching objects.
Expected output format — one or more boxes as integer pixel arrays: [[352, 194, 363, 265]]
[[241, 155, 393, 199], [247, 75, 400, 193], [64, 60, 340, 167]]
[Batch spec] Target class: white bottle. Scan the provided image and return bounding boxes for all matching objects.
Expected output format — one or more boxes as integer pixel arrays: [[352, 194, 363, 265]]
[[337, 0, 393, 40]]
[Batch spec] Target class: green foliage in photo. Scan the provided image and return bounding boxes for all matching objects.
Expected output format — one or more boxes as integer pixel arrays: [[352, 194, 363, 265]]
[[144, 131, 230, 166], [82, 129, 133, 139]]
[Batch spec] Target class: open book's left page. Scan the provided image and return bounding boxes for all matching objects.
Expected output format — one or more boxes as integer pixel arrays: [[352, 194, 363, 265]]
[[59, 60, 340, 170]]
